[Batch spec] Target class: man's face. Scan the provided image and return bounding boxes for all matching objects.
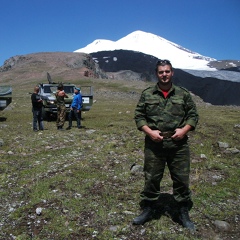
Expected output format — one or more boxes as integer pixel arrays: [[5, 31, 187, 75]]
[[156, 65, 174, 85]]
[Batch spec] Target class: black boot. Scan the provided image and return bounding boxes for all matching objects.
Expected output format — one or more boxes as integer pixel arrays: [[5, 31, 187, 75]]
[[132, 206, 155, 225], [179, 205, 195, 232]]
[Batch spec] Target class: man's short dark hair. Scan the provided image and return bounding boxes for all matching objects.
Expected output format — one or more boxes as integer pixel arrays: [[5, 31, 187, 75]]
[[58, 83, 64, 90], [155, 59, 173, 72]]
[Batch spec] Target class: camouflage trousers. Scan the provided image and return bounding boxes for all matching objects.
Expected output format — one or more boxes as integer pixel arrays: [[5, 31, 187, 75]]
[[140, 136, 192, 204], [56, 105, 66, 127]]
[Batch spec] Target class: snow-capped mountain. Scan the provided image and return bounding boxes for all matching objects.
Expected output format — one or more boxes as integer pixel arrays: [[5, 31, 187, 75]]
[[74, 30, 216, 70]]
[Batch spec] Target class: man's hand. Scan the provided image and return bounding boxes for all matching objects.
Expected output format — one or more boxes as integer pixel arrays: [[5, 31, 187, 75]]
[[171, 128, 186, 140], [172, 125, 192, 140], [150, 130, 163, 142], [141, 126, 163, 142]]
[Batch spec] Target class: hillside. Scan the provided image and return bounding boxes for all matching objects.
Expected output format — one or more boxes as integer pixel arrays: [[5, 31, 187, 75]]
[[0, 52, 108, 86]]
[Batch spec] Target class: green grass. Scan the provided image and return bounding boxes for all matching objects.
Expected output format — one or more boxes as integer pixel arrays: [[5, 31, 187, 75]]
[[0, 78, 239, 239]]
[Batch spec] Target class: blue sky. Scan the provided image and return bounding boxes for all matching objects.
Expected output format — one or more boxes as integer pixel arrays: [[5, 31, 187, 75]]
[[0, 0, 239, 66]]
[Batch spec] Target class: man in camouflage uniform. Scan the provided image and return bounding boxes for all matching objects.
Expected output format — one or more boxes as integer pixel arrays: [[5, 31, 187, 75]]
[[133, 60, 198, 231], [55, 83, 68, 130]]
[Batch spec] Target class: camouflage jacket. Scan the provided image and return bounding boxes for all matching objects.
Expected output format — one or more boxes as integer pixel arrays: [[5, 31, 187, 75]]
[[134, 83, 198, 132]]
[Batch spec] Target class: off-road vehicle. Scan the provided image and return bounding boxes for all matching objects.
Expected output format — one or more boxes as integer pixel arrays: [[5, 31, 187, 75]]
[[39, 73, 93, 119], [0, 86, 12, 111]]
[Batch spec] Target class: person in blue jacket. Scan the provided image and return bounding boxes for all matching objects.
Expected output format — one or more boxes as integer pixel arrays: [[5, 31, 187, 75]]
[[66, 87, 82, 129]]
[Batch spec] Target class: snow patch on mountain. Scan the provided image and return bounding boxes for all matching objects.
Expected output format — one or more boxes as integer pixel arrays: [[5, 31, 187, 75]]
[[74, 30, 216, 71], [183, 69, 240, 82]]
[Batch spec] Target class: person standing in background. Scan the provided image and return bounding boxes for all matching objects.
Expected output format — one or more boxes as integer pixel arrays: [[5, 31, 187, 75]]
[[66, 87, 82, 129], [55, 83, 68, 130], [31, 86, 44, 132]]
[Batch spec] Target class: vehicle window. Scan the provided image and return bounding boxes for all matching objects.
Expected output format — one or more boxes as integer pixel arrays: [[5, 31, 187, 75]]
[[43, 86, 51, 93], [64, 86, 74, 93], [50, 86, 57, 93]]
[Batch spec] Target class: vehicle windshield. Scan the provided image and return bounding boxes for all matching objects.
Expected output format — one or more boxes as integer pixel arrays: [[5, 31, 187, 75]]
[[43, 85, 74, 94], [63, 86, 74, 94], [43, 86, 54, 93]]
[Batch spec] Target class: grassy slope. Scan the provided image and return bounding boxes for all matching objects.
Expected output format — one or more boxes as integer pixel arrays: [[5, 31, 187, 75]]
[[0, 77, 239, 240]]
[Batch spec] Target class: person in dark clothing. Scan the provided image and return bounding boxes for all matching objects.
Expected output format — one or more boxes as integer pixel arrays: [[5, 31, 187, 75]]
[[66, 87, 82, 129], [31, 86, 44, 131], [133, 60, 198, 231]]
